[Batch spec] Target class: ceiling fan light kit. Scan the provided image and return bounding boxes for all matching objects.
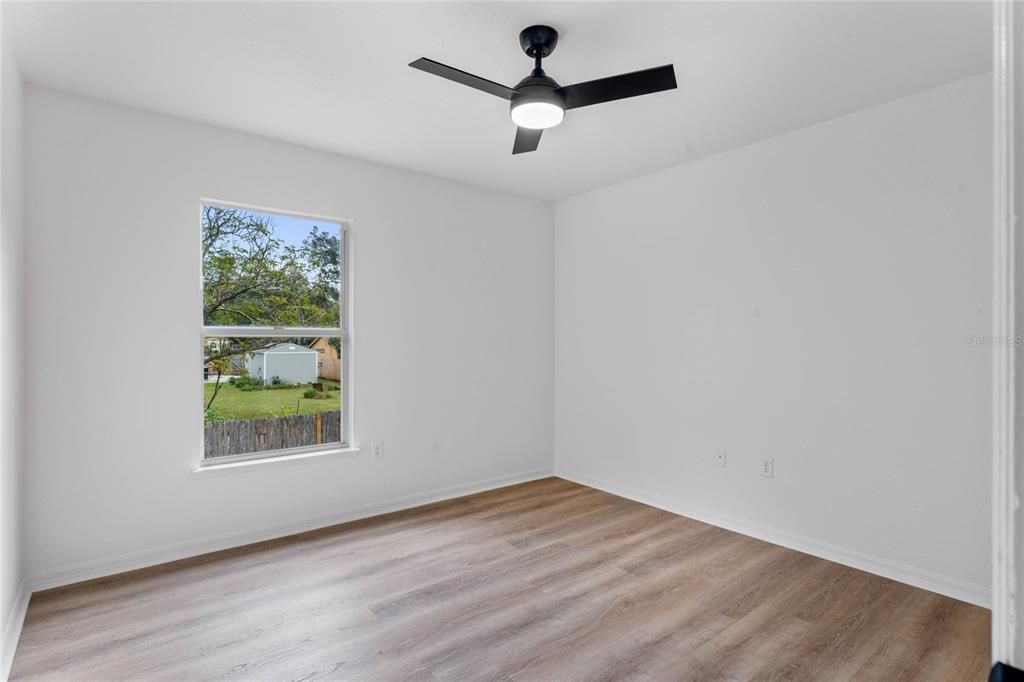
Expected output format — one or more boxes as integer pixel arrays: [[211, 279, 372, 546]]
[[510, 101, 564, 130], [410, 24, 677, 154]]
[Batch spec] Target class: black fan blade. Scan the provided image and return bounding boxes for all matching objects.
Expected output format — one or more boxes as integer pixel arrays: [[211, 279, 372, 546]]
[[409, 58, 514, 99], [513, 127, 543, 155], [557, 64, 676, 110]]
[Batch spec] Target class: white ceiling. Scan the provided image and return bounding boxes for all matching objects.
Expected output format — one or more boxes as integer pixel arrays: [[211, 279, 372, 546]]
[[8, 1, 991, 201]]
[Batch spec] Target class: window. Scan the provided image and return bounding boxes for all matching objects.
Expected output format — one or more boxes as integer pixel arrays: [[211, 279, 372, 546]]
[[201, 202, 348, 463]]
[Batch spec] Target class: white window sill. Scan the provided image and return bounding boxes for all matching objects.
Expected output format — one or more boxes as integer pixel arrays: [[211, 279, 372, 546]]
[[192, 446, 361, 476]]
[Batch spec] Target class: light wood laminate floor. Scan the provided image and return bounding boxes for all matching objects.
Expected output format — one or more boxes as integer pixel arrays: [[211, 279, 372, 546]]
[[10, 478, 989, 680]]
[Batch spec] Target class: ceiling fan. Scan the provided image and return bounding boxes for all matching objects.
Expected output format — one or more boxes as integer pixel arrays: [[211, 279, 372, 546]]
[[409, 25, 677, 155]]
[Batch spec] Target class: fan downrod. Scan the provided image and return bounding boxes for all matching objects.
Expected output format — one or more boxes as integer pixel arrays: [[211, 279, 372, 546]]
[[519, 25, 558, 59]]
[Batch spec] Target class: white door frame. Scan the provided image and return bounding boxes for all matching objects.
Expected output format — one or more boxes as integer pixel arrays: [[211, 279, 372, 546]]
[[992, 0, 1018, 666]]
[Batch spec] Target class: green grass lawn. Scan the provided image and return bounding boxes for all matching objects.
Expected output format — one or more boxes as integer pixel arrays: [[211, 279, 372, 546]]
[[204, 379, 341, 421]]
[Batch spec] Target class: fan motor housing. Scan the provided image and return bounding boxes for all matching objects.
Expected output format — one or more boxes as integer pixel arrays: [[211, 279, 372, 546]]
[[511, 73, 564, 110]]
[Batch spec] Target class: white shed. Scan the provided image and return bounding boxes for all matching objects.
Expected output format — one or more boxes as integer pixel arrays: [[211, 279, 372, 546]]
[[246, 343, 318, 385]]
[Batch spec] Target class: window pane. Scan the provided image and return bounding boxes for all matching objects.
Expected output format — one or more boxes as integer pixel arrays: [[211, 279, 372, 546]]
[[203, 336, 343, 459], [202, 204, 342, 328]]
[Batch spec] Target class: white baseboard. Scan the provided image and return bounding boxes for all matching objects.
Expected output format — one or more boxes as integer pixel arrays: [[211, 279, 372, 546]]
[[2, 581, 30, 682], [28, 466, 554, 593], [555, 468, 991, 609]]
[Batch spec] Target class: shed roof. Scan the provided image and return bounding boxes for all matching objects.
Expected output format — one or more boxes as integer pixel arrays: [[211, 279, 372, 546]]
[[253, 343, 318, 354]]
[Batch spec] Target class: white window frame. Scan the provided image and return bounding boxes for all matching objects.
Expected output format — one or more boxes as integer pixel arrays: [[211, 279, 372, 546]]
[[198, 199, 354, 466]]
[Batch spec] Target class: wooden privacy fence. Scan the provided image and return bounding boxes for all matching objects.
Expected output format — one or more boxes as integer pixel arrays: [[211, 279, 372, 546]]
[[205, 410, 342, 458], [318, 357, 342, 381]]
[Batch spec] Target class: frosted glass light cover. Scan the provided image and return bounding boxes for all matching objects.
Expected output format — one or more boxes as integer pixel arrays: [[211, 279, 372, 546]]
[[510, 101, 564, 129]]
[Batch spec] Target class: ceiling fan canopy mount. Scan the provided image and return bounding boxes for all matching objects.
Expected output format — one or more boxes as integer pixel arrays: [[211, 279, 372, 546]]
[[519, 24, 559, 59]]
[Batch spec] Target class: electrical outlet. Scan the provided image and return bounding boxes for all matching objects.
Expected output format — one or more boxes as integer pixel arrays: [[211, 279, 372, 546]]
[[759, 457, 774, 478], [715, 449, 727, 467], [372, 441, 384, 459]]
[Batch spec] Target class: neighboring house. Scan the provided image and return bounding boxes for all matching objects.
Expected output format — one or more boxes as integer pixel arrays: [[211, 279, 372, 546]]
[[203, 338, 248, 379], [309, 337, 342, 381], [204, 359, 244, 380], [246, 343, 318, 385], [309, 336, 339, 359]]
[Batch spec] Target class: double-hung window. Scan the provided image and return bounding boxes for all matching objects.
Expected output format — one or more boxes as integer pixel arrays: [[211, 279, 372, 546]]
[[200, 201, 349, 463]]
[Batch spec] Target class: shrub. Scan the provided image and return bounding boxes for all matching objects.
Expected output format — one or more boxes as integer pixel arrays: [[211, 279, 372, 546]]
[[266, 382, 296, 390], [302, 387, 332, 399], [204, 406, 225, 422]]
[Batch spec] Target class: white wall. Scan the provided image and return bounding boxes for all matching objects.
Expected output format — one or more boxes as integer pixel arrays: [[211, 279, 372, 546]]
[[22, 86, 554, 584], [0, 6, 25, 678], [554, 74, 992, 604]]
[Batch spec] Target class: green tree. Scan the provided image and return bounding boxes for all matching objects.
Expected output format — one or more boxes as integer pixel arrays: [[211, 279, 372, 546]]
[[202, 206, 340, 328]]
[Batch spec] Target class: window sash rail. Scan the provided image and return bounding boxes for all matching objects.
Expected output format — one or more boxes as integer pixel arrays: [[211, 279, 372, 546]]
[[201, 325, 345, 338]]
